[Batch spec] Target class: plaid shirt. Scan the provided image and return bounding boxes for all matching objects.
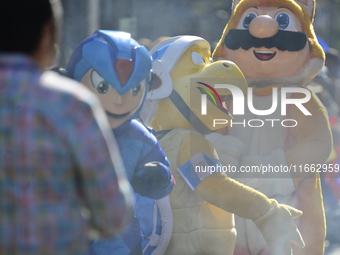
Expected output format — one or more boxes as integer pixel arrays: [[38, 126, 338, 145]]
[[0, 54, 133, 255]]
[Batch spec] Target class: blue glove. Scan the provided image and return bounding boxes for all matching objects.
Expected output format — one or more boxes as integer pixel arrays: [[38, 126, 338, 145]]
[[131, 162, 173, 199]]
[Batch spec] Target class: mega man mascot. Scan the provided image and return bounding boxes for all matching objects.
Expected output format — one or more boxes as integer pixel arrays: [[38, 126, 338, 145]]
[[66, 30, 174, 255]]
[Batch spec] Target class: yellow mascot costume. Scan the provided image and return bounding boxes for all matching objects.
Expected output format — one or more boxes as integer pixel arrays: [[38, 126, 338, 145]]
[[210, 0, 332, 254], [141, 36, 305, 255]]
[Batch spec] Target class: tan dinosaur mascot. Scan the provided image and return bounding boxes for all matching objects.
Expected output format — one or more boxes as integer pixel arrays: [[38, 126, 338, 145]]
[[210, 0, 332, 254], [141, 35, 305, 255]]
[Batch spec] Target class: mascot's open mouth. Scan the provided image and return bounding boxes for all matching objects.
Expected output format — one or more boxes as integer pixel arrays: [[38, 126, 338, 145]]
[[106, 111, 130, 119], [253, 51, 276, 61]]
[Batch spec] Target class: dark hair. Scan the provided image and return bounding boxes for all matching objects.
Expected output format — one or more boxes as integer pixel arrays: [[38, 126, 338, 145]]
[[0, 0, 62, 54]]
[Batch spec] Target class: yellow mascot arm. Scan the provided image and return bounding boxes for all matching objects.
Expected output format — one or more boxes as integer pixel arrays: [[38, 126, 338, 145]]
[[178, 133, 284, 219], [286, 91, 332, 183], [177, 133, 304, 254]]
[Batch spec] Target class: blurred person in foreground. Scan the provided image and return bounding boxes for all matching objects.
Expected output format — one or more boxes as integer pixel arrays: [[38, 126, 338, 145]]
[[0, 1, 134, 255]]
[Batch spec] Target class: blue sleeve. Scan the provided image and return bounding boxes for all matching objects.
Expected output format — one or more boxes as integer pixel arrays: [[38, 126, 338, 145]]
[[177, 153, 222, 190], [131, 120, 173, 199]]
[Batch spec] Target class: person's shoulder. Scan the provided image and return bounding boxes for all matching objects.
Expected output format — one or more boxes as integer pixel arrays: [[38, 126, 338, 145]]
[[129, 119, 158, 143], [130, 119, 153, 136], [39, 70, 97, 106], [38, 71, 108, 125]]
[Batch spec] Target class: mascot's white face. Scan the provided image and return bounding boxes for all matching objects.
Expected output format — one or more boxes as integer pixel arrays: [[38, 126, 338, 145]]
[[224, 6, 310, 79]]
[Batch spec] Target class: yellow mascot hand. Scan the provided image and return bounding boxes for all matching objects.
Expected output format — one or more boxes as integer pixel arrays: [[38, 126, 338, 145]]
[[195, 174, 305, 255], [253, 200, 305, 255]]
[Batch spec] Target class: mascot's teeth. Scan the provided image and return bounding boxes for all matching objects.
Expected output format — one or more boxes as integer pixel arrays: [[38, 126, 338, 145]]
[[253, 51, 276, 61], [254, 51, 274, 54]]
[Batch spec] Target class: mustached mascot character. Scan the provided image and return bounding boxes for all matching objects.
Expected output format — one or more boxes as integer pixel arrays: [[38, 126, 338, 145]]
[[140, 35, 305, 255], [210, 0, 332, 254], [66, 30, 175, 255]]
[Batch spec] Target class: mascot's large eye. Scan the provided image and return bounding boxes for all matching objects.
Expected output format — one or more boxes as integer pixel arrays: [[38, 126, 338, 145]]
[[91, 70, 111, 94], [130, 83, 143, 96], [192, 51, 206, 66], [96, 81, 110, 94], [243, 13, 257, 28], [276, 13, 290, 29]]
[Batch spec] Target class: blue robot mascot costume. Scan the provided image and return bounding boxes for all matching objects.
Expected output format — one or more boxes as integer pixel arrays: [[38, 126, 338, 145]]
[[66, 30, 174, 255]]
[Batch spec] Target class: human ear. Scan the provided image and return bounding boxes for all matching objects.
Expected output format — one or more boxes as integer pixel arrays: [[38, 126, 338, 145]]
[[33, 22, 55, 69]]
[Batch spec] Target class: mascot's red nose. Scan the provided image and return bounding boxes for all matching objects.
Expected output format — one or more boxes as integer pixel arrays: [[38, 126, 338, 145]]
[[115, 58, 133, 86]]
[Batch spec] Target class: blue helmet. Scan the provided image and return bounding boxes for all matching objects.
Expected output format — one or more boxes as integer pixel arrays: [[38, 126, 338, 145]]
[[66, 30, 152, 117]]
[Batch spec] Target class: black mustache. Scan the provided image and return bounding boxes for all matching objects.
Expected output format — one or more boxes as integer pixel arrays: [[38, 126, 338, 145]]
[[224, 29, 308, 52]]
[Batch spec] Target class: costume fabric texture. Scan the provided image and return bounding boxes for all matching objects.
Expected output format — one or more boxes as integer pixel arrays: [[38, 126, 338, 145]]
[[210, 0, 332, 254], [158, 128, 236, 255], [227, 92, 329, 255], [142, 35, 306, 255], [91, 119, 171, 255], [0, 54, 128, 255]]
